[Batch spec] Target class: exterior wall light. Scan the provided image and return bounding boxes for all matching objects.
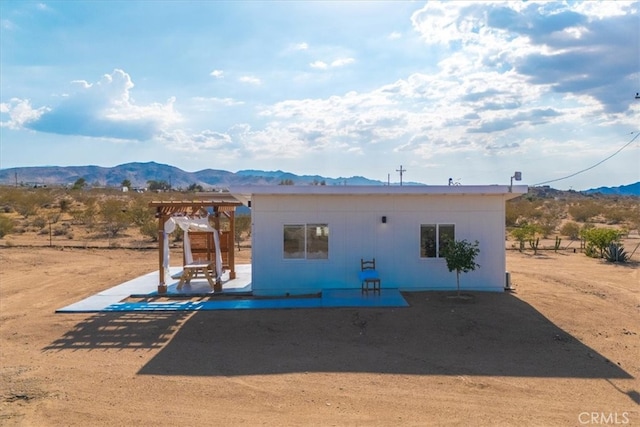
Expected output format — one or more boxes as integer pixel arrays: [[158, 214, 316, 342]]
[[382, 216, 387, 224]]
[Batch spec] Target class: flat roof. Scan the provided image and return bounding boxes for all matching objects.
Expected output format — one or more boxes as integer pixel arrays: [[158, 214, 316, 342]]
[[230, 184, 528, 205]]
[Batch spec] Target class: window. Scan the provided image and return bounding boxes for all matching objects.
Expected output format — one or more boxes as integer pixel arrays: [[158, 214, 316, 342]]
[[284, 224, 329, 259], [420, 224, 454, 258]]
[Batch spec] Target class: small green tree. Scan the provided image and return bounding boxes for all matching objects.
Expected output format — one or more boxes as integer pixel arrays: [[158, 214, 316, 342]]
[[71, 178, 87, 190], [234, 214, 251, 250], [187, 183, 204, 192], [121, 179, 132, 190], [580, 227, 621, 258], [441, 239, 480, 297], [510, 223, 539, 252], [147, 180, 171, 191]]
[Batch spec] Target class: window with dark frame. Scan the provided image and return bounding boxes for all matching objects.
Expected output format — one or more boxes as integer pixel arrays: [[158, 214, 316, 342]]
[[283, 224, 329, 259], [420, 224, 455, 258]]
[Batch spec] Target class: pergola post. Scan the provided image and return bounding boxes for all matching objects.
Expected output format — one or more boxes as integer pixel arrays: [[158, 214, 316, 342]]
[[228, 211, 236, 279], [157, 213, 168, 294]]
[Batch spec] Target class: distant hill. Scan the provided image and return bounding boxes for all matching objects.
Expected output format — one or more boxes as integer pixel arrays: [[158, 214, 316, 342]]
[[0, 162, 386, 189], [584, 182, 640, 197], [1, 162, 637, 194]]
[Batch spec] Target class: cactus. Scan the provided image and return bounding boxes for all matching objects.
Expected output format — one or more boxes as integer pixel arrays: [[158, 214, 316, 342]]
[[604, 243, 629, 263], [554, 236, 562, 252], [529, 237, 540, 254]]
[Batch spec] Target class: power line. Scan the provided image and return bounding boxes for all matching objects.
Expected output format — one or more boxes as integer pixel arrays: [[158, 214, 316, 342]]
[[533, 131, 640, 186]]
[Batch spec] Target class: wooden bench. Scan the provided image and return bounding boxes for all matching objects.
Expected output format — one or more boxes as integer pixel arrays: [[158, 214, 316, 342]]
[[177, 261, 222, 292]]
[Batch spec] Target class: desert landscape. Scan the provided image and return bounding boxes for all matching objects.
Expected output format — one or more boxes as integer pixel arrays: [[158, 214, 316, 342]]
[[1, 245, 638, 426], [1, 187, 639, 426]]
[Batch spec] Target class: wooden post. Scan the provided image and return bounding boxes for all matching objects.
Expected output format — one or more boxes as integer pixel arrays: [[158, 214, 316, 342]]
[[157, 213, 167, 294], [229, 210, 236, 279]]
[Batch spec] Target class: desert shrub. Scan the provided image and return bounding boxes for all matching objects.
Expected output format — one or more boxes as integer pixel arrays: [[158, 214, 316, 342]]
[[100, 198, 131, 238], [140, 219, 158, 241], [58, 198, 72, 212], [535, 213, 560, 238], [128, 198, 155, 226], [568, 201, 602, 222], [31, 216, 47, 229], [0, 214, 15, 238], [506, 198, 544, 226], [560, 221, 581, 240], [13, 192, 41, 218], [53, 224, 70, 236]]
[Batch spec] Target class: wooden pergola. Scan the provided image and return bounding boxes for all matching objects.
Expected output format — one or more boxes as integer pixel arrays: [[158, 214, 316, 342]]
[[149, 195, 243, 294]]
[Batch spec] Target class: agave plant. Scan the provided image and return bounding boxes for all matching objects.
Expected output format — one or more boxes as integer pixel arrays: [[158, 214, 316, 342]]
[[604, 243, 629, 263]]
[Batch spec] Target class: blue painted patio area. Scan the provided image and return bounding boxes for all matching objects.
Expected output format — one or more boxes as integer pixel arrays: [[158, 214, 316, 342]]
[[56, 264, 409, 313], [102, 289, 408, 312]]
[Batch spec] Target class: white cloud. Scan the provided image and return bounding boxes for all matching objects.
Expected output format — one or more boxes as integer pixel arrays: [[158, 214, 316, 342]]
[[310, 61, 328, 70], [292, 42, 309, 51], [388, 31, 402, 40], [330, 57, 355, 67], [210, 69, 224, 79], [0, 98, 50, 129], [191, 97, 244, 107], [12, 69, 180, 140], [238, 75, 261, 85], [310, 57, 355, 70]]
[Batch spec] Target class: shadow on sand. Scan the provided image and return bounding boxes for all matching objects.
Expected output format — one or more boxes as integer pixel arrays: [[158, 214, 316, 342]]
[[138, 292, 632, 379], [46, 292, 632, 380], [43, 311, 192, 351]]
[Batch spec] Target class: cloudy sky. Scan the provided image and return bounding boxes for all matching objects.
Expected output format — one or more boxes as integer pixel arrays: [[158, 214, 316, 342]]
[[1, 1, 638, 190]]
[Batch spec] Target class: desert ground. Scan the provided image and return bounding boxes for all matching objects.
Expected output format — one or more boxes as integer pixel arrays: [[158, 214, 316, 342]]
[[1, 243, 638, 426]]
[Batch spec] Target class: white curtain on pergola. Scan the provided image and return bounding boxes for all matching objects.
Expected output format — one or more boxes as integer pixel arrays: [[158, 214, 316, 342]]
[[163, 216, 223, 281]]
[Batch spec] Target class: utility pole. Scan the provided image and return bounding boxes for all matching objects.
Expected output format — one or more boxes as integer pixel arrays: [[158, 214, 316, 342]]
[[396, 165, 406, 186]]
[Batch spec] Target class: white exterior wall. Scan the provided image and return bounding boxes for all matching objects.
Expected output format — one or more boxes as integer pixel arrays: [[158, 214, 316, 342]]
[[250, 193, 507, 296]]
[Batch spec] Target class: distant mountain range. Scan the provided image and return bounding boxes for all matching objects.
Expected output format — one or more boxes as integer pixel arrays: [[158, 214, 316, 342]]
[[0, 162, 637, 196], [582, 182, 640, 196], [0, 161, 385, 188]]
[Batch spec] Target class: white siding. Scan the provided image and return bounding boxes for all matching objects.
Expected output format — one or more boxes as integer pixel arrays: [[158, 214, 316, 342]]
[[250, 193, 507, 296]]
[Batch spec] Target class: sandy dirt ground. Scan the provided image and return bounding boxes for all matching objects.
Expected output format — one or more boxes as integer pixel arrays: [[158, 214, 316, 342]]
[[1, 245, 638, 426]]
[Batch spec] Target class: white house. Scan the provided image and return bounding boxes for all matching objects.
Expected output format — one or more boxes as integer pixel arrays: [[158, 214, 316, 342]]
[[230, 185, 527, 296]]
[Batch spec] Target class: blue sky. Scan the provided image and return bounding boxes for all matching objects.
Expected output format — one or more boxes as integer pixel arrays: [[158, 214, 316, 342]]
[[1, 1, 638, 190]]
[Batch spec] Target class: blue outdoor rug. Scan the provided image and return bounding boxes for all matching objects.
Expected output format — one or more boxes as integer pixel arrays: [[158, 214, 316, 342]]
[[103, 289, 409, 312]]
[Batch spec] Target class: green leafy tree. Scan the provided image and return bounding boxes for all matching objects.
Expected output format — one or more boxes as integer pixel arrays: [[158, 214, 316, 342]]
[[121, 179, 132, 190], [234, 214, 251, 250], [510, 223, 539, 252], [71, 178, 87, 190], [187, 183, 204, 192], [441, 239, 480, 297], [580, 227, 621, 258], [147, 180, 171, 191]]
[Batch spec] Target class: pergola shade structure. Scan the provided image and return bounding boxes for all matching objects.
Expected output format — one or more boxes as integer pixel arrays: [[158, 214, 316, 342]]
[[149, 196, 243, 294]]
